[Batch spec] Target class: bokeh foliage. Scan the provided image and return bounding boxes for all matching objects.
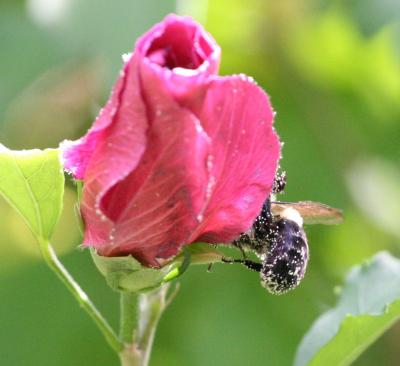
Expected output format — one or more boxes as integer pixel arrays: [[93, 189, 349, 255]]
[[0, 0, 399, 365]]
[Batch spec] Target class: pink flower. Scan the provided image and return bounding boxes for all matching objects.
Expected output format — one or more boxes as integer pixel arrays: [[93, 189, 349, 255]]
[[61, 14, 281, 267]]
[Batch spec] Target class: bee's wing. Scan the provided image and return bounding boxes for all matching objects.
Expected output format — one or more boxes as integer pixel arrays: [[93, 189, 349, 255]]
[[270, 201, 343, 225]]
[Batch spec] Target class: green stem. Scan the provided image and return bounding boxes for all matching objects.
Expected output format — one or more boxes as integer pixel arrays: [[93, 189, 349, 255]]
[[137, 284, 170, 366], [38, 239, 123, 353], [119, 346, 141, 366], [118, 284, 171, 366], [120, 292, 138, 343]]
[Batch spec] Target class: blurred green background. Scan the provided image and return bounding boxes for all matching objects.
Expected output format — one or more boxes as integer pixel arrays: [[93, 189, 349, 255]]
[[1, 0, 400, 365]]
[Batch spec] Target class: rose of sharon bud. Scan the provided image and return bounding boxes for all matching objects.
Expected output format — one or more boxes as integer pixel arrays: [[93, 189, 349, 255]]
[[61, 14, 281, 267]]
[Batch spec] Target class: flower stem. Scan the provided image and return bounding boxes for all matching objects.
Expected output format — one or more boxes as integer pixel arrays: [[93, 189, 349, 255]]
[[38, 239, 123, 353], [118, 284, 171, 366], [120, 292, 138, 343], [137, 284, 170, 366]]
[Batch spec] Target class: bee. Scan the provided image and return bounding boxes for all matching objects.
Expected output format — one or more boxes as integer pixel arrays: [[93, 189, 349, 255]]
[[223, 172, 343, 295]]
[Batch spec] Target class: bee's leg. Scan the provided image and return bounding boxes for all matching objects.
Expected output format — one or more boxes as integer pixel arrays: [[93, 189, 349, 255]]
[[207, 244, 222, 272], [239, 246, 247, 259], [221, 257, 262, 273], [232, 234, 251, 259], [239, 259, 262, 272]]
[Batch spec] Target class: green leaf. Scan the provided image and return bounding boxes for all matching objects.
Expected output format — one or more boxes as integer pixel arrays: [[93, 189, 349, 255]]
[[0, 144, 64, 241], [295, 252, 400, 366]]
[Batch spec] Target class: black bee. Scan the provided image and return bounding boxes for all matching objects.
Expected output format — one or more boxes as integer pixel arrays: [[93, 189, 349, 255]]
[[224, 172, 342, 295]]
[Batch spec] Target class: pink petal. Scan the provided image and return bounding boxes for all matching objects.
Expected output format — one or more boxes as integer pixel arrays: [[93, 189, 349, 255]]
[[137, 14, 220, 103], [136, 14, 220, 74], [77, 57, 149, 255], [96, 66, 211, 265], [188, 75, 281, 244]]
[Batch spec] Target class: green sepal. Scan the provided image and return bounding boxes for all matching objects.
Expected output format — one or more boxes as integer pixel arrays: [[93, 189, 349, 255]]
[[91, 243, 224, 293], [162, 248, 191, 283], [187, 242, 224, 264]]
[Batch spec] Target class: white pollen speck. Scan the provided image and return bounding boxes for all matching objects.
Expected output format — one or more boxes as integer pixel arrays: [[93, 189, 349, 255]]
[[95, 209, 107, 222], [122, 53, 132, 63], [197, 214, 204, 222], [206, 155, 214, 172], [206, 176, 216, 199], [109, 228, 116, 241]]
